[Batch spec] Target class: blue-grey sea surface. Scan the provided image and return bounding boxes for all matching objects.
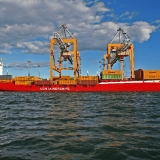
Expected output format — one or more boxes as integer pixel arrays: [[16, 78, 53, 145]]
[[0, 92, 160, 160]]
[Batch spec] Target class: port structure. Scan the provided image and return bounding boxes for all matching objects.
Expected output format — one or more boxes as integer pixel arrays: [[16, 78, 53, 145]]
[[50, 24, 81, 80], [102, 28, 134, 80]]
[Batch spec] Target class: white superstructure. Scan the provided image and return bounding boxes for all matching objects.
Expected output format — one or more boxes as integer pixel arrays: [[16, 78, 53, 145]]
[[0, 59, 3, 75]]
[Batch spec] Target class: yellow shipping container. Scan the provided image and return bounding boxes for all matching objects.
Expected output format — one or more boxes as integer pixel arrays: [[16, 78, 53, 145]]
[[101, 70, 121, 75], [15, 80, 33, 85], [0, 79, 12, 83], [15, 76, 40, 81], [143, 70, 160, 75], [143, 70, 160, 80], [78, 76, 98, 80], [58, 80, 77, 85], [60, 76, 71, 80], [143, 75, 160, 80], [52, 76, 71, 81], [15, 76, 27, 81]]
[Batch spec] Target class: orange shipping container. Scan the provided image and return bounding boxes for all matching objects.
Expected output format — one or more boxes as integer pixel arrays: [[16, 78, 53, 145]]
[[101, 70, 121, 75], [143, 70, 160, 75], [59, 76, 71, 80], [78, 76, 98, 80], [15, 76, 40, 81], [143, 75, 160, 80], [58, 80, 77, 85], [143, 70, 160, 80], [0, 79, 12, 83], [15, 81, 33, 85]]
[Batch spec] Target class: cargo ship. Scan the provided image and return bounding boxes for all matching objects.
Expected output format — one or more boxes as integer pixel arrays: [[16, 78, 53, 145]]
[[0, 24, 160, 92]]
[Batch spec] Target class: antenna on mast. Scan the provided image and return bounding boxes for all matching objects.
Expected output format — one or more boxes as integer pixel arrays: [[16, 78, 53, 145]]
[[27, 60, 31, 76], [38, 64, 40, 78]]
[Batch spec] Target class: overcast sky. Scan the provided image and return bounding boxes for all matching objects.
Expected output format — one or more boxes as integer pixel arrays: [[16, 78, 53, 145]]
[[0, 0, 160, 78]]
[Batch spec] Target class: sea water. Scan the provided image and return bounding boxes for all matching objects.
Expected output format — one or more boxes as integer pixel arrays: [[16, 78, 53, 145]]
[[0, 92, 160, 160]]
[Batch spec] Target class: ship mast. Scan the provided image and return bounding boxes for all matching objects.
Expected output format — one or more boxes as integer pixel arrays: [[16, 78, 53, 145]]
[[0, 59, 3, 75]]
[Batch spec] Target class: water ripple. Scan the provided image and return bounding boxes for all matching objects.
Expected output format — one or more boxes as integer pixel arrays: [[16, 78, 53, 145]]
[[0, 92, 160, 160]]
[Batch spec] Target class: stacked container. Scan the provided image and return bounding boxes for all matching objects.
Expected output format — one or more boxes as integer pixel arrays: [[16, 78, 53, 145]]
[[0, 75, 12, 83], [34, 80, 53, 86], [14, 76, 40, 85], [78, 76, 98, 80], [60, 76, 71, 80], [78, 76, 98, 85], [58, 80, 77, 85], [101, 70, 122, 80], [15, 81, 34, 85], [143, 70, 160, 80], [134, 69, 160, 80], [15, 76, 40, 81], [78, 80, 98, 85]]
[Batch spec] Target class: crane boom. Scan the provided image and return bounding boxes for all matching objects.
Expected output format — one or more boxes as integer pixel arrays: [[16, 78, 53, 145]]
[[110, 28, 132, 66], [101, 28, 134, 80], [53, 24, 74, 64], [53, 32, 69, 53]]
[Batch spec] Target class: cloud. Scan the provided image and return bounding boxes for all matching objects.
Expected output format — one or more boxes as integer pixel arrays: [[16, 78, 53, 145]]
[[0, 0, 158, 57], [126, 21, 156, 42], [107, 11, 138, 20], [0, 0, 110, 54], [0, 49, 11, 54], [4, 61, 49, 69], [120, 11, 138, 20], [154, 20, 160, 24], [16, 41, 49, 54]]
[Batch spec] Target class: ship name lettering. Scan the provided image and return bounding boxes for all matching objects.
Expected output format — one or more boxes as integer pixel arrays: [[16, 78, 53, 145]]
[[40, 87, 70, 90], [40, 87, 47, 90]]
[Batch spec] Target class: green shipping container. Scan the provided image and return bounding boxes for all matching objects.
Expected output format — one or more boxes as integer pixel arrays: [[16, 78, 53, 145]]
[[102, 74, 121, 80]]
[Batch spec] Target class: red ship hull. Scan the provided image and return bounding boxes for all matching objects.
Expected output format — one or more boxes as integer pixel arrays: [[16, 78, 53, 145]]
[[0, 81, 160, 92]]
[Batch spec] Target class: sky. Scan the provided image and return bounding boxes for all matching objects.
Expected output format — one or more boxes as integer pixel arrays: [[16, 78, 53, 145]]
[[0, 0, 160, 78]]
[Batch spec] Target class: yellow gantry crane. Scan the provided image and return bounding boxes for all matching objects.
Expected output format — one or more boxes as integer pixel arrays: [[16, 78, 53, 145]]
[[50, 24, 81, 81], [102, 28, 134, 80]]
